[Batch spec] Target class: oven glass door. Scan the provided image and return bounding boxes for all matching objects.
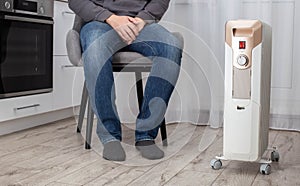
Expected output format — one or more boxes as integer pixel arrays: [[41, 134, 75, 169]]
[[0, 14, 53, 98]]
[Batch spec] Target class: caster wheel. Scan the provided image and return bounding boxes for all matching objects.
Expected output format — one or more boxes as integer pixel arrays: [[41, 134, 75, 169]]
[[271, 151, 280, 162], [260, 164, 271, 175], [210, 159, 222, 170]]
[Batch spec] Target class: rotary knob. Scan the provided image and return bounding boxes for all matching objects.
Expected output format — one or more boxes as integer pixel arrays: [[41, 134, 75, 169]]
[[237, 55, 248, 66], [4, 1, 11, 9]]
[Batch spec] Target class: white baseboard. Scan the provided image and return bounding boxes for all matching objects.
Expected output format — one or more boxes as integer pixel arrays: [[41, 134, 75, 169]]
[[1, 107, 298, 136], [270, 114, 300, 131]]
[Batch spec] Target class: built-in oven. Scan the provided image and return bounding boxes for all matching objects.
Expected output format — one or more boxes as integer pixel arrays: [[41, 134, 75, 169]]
[[0, 0, 53, 99]]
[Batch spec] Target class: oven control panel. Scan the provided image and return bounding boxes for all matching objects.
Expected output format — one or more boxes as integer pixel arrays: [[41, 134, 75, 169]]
[[0, 0, 53, 18]]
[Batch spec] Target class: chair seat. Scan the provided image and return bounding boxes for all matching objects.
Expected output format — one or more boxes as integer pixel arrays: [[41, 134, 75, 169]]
[[112, 52, 152, 72], [66, 28, 183, 69], [113, 51, 150, 63]]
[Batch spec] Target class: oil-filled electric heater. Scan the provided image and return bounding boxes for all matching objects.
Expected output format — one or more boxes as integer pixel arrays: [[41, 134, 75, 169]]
[[211, 20, 279, 175]]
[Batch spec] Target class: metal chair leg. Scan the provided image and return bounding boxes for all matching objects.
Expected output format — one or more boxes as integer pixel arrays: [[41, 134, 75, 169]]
[[77, 82, 88, 133], [135, 72, 168, 145], [135, 72, 143, 110], [85, 99, 94, 149], [160, 119, 168, 146]]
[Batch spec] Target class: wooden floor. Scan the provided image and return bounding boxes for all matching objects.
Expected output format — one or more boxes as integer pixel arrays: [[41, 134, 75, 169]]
[[0, 117, 299, 186]]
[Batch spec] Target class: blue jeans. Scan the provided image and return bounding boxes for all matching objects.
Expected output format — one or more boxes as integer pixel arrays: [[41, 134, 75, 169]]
[[80, 21, 183, 144]]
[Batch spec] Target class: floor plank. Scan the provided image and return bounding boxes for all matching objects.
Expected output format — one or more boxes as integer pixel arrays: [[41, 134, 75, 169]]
[[46, 182, 81, 186], [56, 159, 119, 185], [17, 151, 99, 186], [0, 145, 57, 168], [164, 135, 225, 186], [13, 145, 85, 170], [164, 170, 220, 186], [85, 165, 152, 186], [0, 165, 42, 185], [0, 118, 77, 156]]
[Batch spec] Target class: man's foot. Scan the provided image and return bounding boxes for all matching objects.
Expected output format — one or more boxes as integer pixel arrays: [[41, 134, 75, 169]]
[[135, 140, 164, 160], [103, 141, 126, 161]]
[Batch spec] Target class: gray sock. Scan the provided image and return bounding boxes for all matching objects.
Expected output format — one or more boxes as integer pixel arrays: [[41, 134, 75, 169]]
[[135, 140, 164, 160], [103, 141, 126, 161]]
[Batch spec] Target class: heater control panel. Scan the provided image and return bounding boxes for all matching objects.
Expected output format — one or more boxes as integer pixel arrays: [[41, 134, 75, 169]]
[[231, 38, 253, 70]]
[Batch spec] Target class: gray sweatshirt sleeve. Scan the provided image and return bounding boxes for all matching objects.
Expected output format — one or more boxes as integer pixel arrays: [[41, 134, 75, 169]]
[[68, 0, 113, 22], [137, 0, 170, 22]]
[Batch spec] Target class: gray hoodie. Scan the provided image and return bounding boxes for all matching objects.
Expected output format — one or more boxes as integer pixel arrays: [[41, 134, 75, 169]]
[[68, 0, 170, 23]]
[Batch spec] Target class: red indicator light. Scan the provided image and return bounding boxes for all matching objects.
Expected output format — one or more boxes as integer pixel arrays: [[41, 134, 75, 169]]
[[239, 41, 246, 49]]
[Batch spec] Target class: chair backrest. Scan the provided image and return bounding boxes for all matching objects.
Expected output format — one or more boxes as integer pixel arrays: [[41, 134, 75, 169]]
[[66, 15, 84, 66]]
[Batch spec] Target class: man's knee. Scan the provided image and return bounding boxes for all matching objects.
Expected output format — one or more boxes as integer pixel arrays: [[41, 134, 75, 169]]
[[80, 21, 115, 51], [143, 24, 183, 49]]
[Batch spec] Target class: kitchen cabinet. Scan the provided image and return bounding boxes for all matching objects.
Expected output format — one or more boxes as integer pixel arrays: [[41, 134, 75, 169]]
[[52, 1, 84, 110], [0, 1, 83, 129]]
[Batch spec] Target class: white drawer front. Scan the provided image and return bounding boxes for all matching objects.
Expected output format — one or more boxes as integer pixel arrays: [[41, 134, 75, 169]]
[[0, 93, 53, 122], [53, 56, 84, 110]]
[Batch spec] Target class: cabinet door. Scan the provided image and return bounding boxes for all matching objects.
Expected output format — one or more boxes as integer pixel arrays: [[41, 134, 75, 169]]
[[53, 1, 75, 56], [0, 93, 53, 122], [53, 56, 84, 110]]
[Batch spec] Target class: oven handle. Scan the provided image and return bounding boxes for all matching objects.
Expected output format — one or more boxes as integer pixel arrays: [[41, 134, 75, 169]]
[[4, 15, 53, 25]]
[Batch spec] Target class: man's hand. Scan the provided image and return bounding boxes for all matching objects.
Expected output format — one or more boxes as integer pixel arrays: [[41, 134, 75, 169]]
[[129, 17, 146, 32], [106, 15, 139, 44]]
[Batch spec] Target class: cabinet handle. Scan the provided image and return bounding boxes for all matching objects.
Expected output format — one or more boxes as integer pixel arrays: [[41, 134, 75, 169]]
[[61, 65, 81, 69], [62, 11, 75, 15], [14, 104, 40, 111]]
